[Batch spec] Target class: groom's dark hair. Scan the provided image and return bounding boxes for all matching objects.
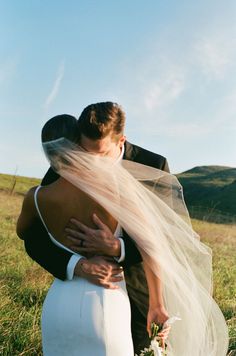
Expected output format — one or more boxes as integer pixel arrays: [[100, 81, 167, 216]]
[[77, 102, 126, 142], [41, 114, 79, 143]]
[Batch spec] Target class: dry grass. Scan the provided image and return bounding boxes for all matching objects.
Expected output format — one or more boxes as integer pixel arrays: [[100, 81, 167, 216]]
[[0, 191, 235, 355]]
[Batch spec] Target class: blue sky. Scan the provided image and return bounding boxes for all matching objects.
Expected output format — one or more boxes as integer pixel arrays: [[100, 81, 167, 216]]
[[1, 0, 236, 178]]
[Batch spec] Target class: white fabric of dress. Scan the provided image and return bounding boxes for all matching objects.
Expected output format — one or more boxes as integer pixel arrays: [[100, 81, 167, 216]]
[[34, 186, 134, 356]]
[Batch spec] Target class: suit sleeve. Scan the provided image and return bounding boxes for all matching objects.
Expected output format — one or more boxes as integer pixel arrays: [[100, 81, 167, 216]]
[[162, 158, 170, 173], [41, 167, 60, 185], [23, 220, 72, 280], [120, 231, 142, 268], [19, 167, 73, 280]]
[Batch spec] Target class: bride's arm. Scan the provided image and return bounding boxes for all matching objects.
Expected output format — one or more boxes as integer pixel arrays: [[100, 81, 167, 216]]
[[17, 184, 76, 280], [142, 258, 170, 338], [17, 187, 38, 238]]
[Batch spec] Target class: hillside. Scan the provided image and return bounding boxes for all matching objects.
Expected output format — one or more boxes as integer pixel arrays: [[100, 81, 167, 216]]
[[176, 165, 236, 217], [1, 164, 236, 218]]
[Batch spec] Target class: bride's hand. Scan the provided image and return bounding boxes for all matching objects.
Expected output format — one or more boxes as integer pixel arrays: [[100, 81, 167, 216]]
[[147, 305, 171, 347]]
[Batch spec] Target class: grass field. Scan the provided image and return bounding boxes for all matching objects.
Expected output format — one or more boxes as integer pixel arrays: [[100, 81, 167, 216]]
[[0, 177, 235, 355]]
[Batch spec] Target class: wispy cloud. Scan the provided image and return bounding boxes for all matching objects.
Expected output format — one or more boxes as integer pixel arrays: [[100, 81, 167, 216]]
[[44, 61, 65, 111], [107, 24, 236, 142], [106, 52, 187, 122], [208, 89, 236, 130], [144, 66, 186, 112], [193, 33, 236, 80]]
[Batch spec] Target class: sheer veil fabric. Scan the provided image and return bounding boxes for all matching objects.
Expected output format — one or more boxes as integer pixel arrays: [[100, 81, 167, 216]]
[[43, 138, 229, 356]]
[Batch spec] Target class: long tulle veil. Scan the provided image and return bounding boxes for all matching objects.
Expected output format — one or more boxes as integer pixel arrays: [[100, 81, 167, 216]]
[[43, 138, 229, 356]]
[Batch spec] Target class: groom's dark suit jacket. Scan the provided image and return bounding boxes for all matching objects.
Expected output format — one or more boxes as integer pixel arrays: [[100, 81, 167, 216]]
[[21, 140, 170, 354]]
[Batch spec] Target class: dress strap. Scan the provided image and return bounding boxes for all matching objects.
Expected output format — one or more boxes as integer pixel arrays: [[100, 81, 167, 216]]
[[34, 185, 49, 233]]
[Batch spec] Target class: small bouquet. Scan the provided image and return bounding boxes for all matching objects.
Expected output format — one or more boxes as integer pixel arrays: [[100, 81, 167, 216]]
[[135, 316, 181, 356]]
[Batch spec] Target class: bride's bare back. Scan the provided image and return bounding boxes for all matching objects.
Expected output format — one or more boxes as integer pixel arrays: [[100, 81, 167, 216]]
[[35, 178, 118, 251]]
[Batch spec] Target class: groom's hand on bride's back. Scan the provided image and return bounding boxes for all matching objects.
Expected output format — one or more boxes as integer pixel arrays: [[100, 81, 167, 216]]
[[64, 214, 121, 257], [74, 256, 124, 289]]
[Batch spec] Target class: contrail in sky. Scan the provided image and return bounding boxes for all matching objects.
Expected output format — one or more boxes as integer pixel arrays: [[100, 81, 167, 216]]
[[44, 61, 65, 111]]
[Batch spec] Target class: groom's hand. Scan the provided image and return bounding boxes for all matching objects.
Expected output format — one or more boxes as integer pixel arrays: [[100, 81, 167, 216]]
[[64, 214, 121, 257], [74, 256, 124, 289]]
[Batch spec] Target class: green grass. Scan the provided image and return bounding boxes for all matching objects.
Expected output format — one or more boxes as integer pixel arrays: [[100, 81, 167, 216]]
[[0, 173, 40, 195], [0, 191, 51, 355], [0, 189, 235, 355]]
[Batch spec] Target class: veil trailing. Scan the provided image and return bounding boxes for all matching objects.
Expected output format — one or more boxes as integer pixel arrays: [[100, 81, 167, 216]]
[[43, 138, 228, 356]]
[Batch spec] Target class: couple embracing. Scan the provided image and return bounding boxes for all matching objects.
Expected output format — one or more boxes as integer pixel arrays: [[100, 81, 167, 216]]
[[17, 102, 228, 355]]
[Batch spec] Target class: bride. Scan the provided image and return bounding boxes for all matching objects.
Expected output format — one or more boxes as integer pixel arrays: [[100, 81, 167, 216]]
[[17, 115, 170, 355], [17, 114, 228, 355]]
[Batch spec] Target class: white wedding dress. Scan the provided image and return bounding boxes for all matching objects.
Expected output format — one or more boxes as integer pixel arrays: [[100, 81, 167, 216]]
[[34, 186, 134, 356]]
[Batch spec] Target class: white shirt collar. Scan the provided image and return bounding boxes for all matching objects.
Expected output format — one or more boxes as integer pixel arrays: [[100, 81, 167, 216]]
[[115, 144, 125, 164]]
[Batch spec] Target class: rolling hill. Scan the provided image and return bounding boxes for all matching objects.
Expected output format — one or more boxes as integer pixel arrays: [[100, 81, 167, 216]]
[[1, 164, 236, 220], [176, 165, 236, 218]]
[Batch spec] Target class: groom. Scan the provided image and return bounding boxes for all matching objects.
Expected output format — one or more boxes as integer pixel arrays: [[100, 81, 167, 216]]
[[19, 102, 170, 353]]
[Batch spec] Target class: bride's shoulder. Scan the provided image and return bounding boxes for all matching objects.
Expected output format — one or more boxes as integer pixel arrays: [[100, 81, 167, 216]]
[[16, 186, 40, 237], [25, 185, 38, 199], [22, 186, 39, 211]]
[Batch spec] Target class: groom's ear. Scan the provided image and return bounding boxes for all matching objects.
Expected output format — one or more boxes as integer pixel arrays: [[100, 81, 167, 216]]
[[119, 135, 126, 146]]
